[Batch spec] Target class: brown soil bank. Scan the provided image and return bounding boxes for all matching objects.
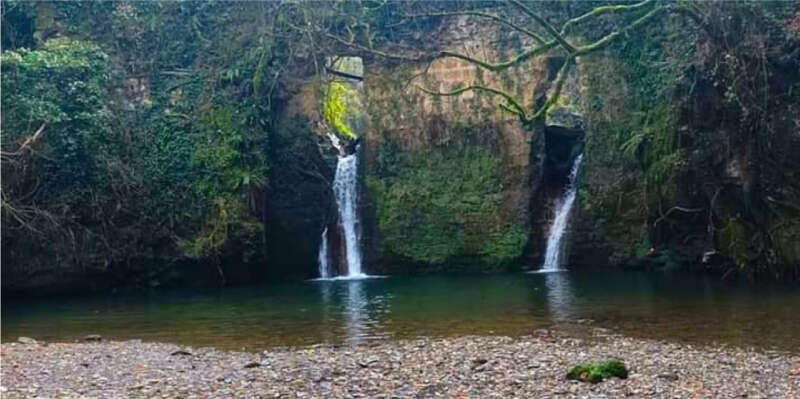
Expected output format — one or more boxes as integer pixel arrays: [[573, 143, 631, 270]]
[[2, 334, 798, 398]]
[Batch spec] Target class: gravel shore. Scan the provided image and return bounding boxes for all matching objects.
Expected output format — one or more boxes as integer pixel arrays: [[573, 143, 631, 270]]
[[2, 331, 799, 398]]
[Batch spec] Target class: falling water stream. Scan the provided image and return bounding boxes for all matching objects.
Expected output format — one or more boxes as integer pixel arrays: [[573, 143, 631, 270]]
[[318, 228, 330, 279], [318, 151, 365, 279], [541, 154, 583, 271], [333, 153, 364, 277]]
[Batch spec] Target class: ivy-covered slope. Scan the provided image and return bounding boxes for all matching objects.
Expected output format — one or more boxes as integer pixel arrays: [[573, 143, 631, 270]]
[[572, 2, 800, 279]]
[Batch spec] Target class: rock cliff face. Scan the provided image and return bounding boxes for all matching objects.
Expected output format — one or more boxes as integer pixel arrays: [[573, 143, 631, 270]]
[[265, 86, 338, 280], [359, 19, 555, 273], [278, 15, 580, 274]]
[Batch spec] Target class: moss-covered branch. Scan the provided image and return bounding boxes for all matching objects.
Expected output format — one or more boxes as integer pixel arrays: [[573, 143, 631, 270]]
[[530, 56, 573, 121], [420, 1, 665, 127], [508, 0, 576, 54], [416, 84, 531, 122], [404, 11, 546, 44], [439, 41, 558, 73], [574, 5, 666, 55], [416, 56, 574, 124], [323, 32, 431, 62], [560, 0, 657, 35]]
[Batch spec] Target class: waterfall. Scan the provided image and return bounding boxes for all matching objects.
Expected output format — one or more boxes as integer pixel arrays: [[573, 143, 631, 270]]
[[318, 228, 330, 279], [541, 154, 583, 271], [333, 152, 364, 277]]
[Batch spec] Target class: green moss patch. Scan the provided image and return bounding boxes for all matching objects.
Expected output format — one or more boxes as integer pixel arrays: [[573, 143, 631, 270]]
[[566, 360, 629, 384], [367, 145, 526, 269]]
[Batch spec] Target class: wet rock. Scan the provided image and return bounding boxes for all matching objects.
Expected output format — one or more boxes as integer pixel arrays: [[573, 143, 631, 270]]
[[471, 358, 488, 367], [357, 358, 378, 368], [17, 337, 37, 345], [657, 372, 679, 381], [473, 360, 495, 372]]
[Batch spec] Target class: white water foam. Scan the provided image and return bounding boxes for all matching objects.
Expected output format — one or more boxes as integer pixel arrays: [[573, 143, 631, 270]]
[[540, 154, 583, 272]]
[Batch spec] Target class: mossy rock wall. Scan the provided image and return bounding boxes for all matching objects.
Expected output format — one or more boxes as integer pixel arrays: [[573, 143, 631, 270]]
[[571, 6, 800, 279], [361, 17, 552, 272]]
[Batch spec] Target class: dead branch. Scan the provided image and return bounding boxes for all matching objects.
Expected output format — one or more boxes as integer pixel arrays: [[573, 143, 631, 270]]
[[653, 206, 704, 229], [0, 124, 46, 161]]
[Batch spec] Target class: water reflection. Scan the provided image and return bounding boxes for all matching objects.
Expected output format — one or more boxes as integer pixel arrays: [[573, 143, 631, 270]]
[[314, 279, 389, 345], [3, 271, 799, 352], [344, 280, 368, 344], [544, 272, 575, 321]]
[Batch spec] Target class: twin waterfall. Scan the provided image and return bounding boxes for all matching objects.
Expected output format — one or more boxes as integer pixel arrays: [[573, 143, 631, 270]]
[[319, 147, 583, 277], [541, 154, 584, 272], [318, 152, 365, 279]]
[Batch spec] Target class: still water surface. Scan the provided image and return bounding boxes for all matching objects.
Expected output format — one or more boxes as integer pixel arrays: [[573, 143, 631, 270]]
[[3, 270, 799, 352]]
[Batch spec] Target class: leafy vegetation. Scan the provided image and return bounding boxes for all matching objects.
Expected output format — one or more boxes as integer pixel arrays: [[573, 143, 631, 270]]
[[578, 2, 800, 279], [0, 2, 299, 289]]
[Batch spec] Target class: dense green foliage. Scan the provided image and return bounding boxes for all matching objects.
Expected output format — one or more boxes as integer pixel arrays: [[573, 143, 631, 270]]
[[1, 2, 301, 289], [1, 37, 119, 272], [577, 2, 800, 278], [578, 11, 694, 260]]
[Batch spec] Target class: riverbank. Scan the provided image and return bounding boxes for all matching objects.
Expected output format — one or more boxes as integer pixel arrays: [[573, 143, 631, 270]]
[[2, 332, 798, 398]]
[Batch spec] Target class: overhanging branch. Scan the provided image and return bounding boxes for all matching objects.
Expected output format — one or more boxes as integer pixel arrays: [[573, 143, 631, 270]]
[[324, 66, 364, 81], [416, 84, 530, 122], [575, 5, 666, 55], [508, 0, 576, 54], [560, 0, 657, 35], [404, 11, 546, 44], [530, 56, 573, 121], [439, 40, 558, 72]]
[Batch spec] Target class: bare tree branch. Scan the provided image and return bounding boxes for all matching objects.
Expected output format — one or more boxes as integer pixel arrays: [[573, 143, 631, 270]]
[[0, 124, 46, 159]]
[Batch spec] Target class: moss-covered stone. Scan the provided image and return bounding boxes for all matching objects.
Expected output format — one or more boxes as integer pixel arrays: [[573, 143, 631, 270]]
[[566, 360, 629, 383]]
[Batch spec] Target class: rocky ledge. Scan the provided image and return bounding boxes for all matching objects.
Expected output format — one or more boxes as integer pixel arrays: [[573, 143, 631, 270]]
[[1, 333, 798, 398]]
